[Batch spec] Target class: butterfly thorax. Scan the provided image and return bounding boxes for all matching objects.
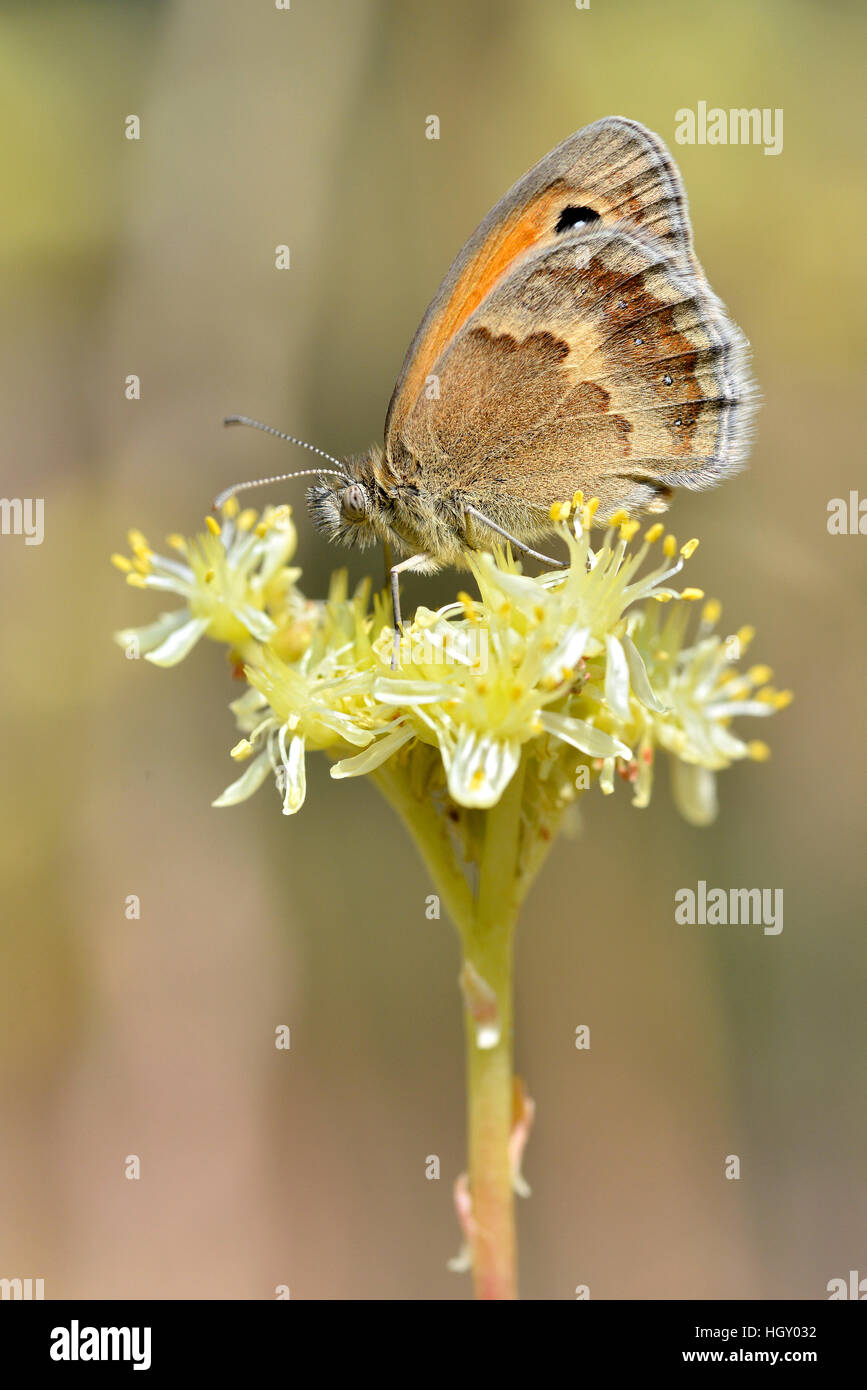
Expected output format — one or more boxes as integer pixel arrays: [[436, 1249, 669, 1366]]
[[306, 445, 468, 567]]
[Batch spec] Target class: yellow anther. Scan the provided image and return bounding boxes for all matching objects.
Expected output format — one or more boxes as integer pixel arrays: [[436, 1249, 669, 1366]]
[[736, 624, 755, 649], [619, 519, 641, 542], [111, 553, 132, 573], [748, 664, 773, 685], [533, 604, 545, 623], [237, 508, 258, 532], [608, 508, 630, 527], [748, 740, 771, 761], [644, 522, 664, 543], [702, 598, 722, 625], [681, 587, 705, 600], [663, 533, 677, 558], [581, 497, 601, 527], [773, 689, 793, 709], [220, 495, 240, 519], [653, 591, 673, 603], [166, 533, 187, 552], [511, 682, 525, 701], [127, 528, 150, 553], [132, 555, 151, 575], [571, 489, 584, 511], [255, 521, 268, 537], [205, 515, 221, 536], [230, 739, 253, 761], [471, 769, 486, 788], [549, 500, 571, 522], [204, 568, 215, 584], [680, 537, 699, 558], [126, 572, 147, 588]]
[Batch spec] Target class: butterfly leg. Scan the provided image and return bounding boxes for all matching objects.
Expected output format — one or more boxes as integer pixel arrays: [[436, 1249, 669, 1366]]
[[389, 553, 432, 669], [464, 505, 569, 569]]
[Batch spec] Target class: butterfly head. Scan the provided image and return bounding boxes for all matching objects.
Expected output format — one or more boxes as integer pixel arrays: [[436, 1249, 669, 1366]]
[[306, 450, 388, 551]]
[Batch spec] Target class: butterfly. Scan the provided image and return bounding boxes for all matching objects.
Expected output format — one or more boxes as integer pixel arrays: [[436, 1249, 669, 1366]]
[[223, 116, 757, 640]]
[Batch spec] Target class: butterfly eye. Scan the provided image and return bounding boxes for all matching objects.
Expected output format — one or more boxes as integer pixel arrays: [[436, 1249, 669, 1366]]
[[555, 205, 600, 233], [341, 484, 369, 523]]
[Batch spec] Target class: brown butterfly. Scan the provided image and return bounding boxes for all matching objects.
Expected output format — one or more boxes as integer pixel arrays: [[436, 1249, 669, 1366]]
[[223, 116, 757, 635]]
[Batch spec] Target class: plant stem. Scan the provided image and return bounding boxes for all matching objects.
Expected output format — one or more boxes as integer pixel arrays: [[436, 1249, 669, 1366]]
[[373, 755, 526, 1300], [459, 758, 526, 1300]]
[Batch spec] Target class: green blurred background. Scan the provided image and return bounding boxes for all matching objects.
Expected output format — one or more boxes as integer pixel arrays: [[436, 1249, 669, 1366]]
[[1, 0, 864, 1299]]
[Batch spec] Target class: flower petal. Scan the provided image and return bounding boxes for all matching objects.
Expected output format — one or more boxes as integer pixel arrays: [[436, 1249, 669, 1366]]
[[622, 634, 669, 714], [280, 734, 307, 814], [331, 725, 414, 778], [539, 711, 631, 761], [231, 603, 277, 642], [212, 750, 272, 807], [670, 757, 718, 826], [604, 634, 632, 721], [442, 730, 521, 808], [144, 615, 210, 667]]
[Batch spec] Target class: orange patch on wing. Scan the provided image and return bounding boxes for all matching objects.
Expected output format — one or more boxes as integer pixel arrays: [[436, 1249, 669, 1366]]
[[396, 183, 568, 424]]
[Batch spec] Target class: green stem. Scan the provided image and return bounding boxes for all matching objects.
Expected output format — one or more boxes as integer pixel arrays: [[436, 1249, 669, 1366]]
[[459, 758, 526, 1300], [373, 756, 526, 1300]]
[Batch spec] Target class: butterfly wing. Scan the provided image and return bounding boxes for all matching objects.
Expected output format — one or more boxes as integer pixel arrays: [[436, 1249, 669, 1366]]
[[384, 117, 756, 526], [385, 117, 701, 450]]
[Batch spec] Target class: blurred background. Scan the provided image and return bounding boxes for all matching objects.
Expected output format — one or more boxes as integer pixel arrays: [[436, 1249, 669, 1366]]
[[0, 0, 864, 1299]]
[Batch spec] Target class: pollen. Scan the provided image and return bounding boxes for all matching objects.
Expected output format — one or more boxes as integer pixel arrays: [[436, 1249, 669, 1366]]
[[748, 664, 773, 685], [127, 529, 150, 555], [702, 598, 722, 625]]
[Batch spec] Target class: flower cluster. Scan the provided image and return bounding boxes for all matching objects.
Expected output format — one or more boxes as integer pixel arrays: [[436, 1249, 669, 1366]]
[[113, 495, 790, 830]]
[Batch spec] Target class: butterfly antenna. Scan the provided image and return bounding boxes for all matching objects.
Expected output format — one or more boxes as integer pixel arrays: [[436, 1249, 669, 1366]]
[[214, 415, 345, 511]]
